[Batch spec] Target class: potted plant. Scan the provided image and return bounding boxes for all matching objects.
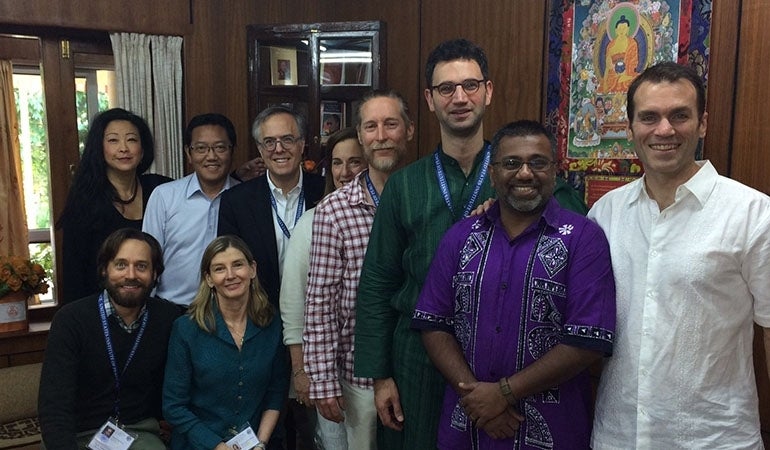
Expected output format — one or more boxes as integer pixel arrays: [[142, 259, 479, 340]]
[[0, 256, 49, 334]]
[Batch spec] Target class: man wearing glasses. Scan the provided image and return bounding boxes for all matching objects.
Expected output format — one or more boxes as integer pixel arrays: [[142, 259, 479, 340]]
[[412, 120, 615, 449], [218, 105, 324, 449], [143, 113, 241, 310], [355, 38, 497, 449]]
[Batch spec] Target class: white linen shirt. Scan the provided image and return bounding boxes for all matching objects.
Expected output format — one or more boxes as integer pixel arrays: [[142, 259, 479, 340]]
[[142, 173, 238, 306], [588, 161, 770, 450]]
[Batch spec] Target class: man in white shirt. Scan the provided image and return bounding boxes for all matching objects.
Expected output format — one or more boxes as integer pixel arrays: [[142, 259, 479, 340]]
[[143, 113, 240, 308], [589, 61, 770, 449]]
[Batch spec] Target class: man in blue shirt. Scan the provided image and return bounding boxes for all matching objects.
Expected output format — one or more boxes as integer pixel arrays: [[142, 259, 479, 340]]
[[143, 113, 240, 308]]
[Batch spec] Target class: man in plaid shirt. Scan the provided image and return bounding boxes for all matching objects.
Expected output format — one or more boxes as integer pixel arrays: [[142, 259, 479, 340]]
[[303, 90, 414, 449]]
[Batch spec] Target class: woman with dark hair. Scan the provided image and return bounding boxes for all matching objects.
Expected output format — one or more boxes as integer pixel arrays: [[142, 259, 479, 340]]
[[56, 108, 171, 304], [163, 235, 288, 450]]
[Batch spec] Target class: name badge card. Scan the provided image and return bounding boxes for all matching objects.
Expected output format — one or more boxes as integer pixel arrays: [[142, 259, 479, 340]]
[[87, 419, 136, 450], [225, 423, 259, 450]]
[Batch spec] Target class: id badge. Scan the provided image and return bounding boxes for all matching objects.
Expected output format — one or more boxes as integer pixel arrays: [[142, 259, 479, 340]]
[[225, 422, 259, 450], [87, 418, 136, 450]]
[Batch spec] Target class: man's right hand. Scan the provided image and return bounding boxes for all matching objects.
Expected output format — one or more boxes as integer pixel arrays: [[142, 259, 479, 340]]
[[316, 396, 346, 423], [374, 377, 404, 431]]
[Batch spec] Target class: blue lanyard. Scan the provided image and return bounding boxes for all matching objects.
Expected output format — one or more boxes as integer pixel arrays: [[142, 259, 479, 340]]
[[269, 186, 305, 239], [98, 293, 149, 419], [364, 171, 380, 207], [433, 143, 491, 219]]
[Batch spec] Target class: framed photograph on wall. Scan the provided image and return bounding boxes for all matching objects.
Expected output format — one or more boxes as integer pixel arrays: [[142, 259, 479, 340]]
[[320, 101, 345, 143], [270, 46, 298, 86]]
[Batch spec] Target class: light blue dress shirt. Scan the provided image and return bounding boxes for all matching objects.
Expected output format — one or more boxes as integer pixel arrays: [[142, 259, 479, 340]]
[[143, 174, 238, 305]]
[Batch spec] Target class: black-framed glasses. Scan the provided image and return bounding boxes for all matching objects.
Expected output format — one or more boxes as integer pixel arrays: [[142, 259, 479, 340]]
[[430, 78, 486, 97], [491, 157, 555, 172], [189, 143, 232, 155], [259, 135, 301, 151]]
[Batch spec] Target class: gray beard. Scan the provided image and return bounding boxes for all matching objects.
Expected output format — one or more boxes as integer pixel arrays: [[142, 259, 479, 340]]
[[505, 193, 544, 213]]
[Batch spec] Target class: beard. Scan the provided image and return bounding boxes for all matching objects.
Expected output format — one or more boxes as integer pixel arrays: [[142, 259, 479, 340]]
[[105, 278, 152, 309], [503, 192, 546, 213]]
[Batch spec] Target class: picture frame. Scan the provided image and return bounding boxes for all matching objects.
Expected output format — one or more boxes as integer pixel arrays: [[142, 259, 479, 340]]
[[583, 174, 640, 208], [270, 46, 298, 86], [320, 101, 346, 143]]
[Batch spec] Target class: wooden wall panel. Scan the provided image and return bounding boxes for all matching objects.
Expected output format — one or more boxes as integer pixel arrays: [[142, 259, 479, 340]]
[[417, 0, 547, 158], [703, 0, 740, 177], [0, 0, 191, 36], [183, 0, 258, 170], [730, 0, 770, 195]]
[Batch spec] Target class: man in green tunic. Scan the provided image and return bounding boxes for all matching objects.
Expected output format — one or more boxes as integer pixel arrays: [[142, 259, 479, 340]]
[[354, 38, 497, 449]]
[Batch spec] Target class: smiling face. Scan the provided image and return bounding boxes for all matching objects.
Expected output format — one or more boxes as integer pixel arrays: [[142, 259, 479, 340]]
[[330, 138, 366, 188], [357, 96, 414, 173], [257, 112, 304, 187], [628, 79, 707, 184], [424, 59, 492, 137], [186, 124, 233, 190], [103, 238, 156, 309], [205, 246, 257, 304], [103, 120, 143, 175], [490, 134, 556, 215]]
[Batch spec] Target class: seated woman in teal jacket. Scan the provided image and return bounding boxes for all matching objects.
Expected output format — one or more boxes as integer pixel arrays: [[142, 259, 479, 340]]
[[163, 235, 288, 450]]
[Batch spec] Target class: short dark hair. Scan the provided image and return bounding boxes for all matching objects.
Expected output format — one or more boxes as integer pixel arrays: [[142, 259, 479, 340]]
[[626, 61, 706, 124], [251, 105, 306, 143], [353, 89, 411, 129], [96, 228, 164, 286], [490, 120, 557, 160], [425, 38, 489, 88], [184, 113, 237, 148]]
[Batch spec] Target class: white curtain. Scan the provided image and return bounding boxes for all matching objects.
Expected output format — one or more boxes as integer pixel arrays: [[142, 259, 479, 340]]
[[110, 33, 184, 179]]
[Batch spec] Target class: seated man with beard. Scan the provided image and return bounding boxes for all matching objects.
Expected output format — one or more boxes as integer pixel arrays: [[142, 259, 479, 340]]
[[39, 228, 180, 450]]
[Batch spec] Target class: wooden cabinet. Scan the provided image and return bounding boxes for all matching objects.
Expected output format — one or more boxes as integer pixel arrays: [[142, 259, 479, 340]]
[[247, 21, 386, 167]]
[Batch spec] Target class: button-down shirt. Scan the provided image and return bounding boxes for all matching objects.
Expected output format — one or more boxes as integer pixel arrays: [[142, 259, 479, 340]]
[[304, 171, 376, 399], [102, 290, 147, 333], [266, 171, 304, 274], [143, 173, 238, 305], [589, 161, 770, 449]]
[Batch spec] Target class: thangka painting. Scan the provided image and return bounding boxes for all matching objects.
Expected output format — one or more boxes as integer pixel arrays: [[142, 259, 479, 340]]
[[546, 0, 711, 205]]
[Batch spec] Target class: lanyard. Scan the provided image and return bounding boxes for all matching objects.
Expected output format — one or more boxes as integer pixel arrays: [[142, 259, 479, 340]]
[[433, 143, 491, 219], [269, 186, 305, 239], [98, 293, 149, 419], [364, 171, 380, 207]]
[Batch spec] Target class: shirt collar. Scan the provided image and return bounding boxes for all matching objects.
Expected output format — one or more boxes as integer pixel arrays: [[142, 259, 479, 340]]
[[186, 173, 238, 199], [102, 289, 147, 333], [632, 160, 715, 208], [266, 170, 303, 197]]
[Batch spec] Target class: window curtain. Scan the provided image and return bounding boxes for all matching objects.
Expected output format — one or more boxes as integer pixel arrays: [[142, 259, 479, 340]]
[[0, 60, 30, 257], [110, 33, 184, 179]]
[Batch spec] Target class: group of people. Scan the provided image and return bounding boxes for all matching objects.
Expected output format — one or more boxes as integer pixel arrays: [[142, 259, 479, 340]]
[[38, 36, 769, 450]]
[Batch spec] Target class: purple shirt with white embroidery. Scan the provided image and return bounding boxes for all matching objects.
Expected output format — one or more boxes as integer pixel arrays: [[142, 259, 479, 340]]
[[412, 198, 616, 450]]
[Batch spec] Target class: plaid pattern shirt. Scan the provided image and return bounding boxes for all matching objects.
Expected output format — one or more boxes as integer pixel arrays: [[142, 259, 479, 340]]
[[303, 171, 376, 399]]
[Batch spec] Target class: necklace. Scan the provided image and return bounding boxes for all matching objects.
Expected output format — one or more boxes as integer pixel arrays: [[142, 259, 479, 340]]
[[113, 177, 139, 205], [225, 320, 246, 345]]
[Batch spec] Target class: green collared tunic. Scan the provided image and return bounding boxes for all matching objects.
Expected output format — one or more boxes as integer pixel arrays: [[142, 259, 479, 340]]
[[355, 144, 495, 450]]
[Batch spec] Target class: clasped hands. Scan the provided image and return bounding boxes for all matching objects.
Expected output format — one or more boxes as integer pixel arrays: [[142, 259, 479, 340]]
[[458, 381, 524, 440]]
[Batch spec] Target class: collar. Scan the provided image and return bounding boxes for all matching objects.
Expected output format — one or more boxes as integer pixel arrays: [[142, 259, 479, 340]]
[[630, 160, 715, 208], [346, 169, 373, 207], [101, 289, 148, 333], [485, 197, 563, 235], [186, 173, 238, 199], [436, 141, 491, 168], [267, 170, 303, 197]]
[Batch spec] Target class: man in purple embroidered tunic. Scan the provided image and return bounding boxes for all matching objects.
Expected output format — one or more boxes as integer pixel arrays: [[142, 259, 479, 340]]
[[412, 120, 616, 449]]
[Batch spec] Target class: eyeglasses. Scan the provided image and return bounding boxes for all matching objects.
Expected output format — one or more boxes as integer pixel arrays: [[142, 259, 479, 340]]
[[430, 79, 486, 98], [259, 135, 301, 151], [190, 144, 231, 155], [491, 157, 555, 172]]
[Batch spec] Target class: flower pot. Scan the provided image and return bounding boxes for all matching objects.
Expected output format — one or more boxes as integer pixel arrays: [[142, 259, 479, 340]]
[[0, 290, 29, 334]]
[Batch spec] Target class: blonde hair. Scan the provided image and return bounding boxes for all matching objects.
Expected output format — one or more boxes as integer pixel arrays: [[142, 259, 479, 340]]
[[187, 235, 273, 331]]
